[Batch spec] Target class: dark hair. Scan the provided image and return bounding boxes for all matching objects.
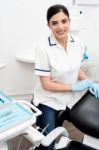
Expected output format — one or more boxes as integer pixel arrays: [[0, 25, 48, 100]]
[[47, 4, 69, 23]]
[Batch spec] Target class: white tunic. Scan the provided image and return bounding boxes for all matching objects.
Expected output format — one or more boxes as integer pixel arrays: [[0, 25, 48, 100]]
[[33, 33, 84, 110]]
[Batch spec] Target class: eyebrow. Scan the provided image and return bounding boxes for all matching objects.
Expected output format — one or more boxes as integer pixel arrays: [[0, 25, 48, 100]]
[[51, 18, 69, 22]]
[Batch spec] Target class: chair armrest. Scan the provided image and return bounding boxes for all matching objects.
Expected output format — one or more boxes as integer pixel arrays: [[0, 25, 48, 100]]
[[41, 127, 68, 147], [17, 100, 42, 117]]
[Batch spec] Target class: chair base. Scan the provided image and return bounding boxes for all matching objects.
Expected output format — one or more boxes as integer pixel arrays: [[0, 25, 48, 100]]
[[58, 141, 97, 150]]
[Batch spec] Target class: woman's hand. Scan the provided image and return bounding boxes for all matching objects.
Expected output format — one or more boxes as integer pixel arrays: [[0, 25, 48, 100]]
[[89, 83, 99, 98], [72, 79, 93, 92]]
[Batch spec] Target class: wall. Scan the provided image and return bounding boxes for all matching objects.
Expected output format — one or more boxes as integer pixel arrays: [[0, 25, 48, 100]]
[[78, 4, 99, 81], [0, 0, 99, 100]]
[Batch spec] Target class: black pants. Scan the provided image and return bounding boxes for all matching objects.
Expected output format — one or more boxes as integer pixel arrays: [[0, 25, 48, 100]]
[[56, 107, 71, 126]]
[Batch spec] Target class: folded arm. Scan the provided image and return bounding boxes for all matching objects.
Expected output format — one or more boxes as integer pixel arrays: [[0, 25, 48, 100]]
[[78, 68, 88, 80], [39, 69, 92, 93], [40, 76, 71, 92]]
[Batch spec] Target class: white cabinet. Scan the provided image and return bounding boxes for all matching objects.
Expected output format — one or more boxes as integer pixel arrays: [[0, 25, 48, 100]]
[[68, 5, 83, 31]]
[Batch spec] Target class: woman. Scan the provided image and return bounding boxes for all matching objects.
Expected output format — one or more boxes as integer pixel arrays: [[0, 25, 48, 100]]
[[32, 4, 99, 150]]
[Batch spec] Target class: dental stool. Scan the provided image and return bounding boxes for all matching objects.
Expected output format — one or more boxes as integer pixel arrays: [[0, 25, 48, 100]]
[[58, 91, 99, 150]]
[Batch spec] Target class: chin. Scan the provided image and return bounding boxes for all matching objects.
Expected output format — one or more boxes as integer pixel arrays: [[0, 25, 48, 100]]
[[57, 34, 66, 40]]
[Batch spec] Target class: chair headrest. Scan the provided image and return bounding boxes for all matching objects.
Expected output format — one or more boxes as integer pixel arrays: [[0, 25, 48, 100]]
[[70, 91, 99, 138]]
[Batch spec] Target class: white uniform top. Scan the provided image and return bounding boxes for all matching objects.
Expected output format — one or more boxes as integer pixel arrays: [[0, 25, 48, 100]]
[[33, 33, 84, 110]]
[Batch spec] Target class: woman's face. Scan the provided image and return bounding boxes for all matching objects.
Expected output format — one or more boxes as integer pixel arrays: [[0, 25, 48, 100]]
[[48, 11, 70, 41]]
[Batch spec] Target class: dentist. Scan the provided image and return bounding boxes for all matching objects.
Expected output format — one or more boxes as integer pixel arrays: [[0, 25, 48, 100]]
[[32, 4, 99, 150]]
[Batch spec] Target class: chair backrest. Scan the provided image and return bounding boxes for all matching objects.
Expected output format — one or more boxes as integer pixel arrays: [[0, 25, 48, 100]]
[[70, 91, 99, 138]]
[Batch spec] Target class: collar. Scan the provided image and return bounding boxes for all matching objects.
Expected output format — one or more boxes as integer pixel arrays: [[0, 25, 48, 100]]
[[48, 33, 57, 46], [48, 33, 74, 47], [69, 34, 74, 42]]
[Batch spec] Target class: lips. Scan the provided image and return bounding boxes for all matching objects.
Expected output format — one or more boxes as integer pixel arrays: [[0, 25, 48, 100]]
[[56, 30, 66, 35]]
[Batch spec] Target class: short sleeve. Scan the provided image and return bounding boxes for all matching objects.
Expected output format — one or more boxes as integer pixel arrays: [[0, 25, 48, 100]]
[[34, 46, 50, 76]]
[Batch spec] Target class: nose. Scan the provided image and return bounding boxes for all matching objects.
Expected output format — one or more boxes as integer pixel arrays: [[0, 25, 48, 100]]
[[57, 22, 63, 29]]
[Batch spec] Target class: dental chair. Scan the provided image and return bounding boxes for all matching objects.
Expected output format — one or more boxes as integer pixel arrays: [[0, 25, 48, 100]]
[[41, 91, 99, 150], [0, 91, 99, 150], [27, 91, 99, 150], [67, 91, 99, 150]]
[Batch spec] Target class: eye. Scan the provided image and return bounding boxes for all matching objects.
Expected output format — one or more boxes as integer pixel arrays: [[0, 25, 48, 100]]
[[51, 21, 58, 26], [62, 19, 69, 24]]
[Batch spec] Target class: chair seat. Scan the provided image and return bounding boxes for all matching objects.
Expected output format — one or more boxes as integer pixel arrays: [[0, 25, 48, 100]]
[[58, 141, 97, 150], [70, 92, 99, 138]]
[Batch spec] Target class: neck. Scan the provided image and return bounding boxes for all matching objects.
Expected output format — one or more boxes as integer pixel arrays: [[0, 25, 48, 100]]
[[57, 36, 68, 50]]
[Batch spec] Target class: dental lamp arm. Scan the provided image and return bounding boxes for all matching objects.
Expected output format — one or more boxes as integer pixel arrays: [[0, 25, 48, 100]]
[[41, 127, 68, 147]]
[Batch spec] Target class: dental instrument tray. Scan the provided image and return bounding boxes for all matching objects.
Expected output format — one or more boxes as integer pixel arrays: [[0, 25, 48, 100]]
[[0, 91, 33, 133]]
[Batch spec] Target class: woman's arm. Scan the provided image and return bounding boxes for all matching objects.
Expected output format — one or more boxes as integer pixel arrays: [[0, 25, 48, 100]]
[[39, 68, 90, 92], [78, 68, 88, 80], [40, 76, 71, 92]]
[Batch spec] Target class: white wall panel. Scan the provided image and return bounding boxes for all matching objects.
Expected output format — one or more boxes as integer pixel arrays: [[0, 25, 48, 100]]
[[0, 0, 99, 99]]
